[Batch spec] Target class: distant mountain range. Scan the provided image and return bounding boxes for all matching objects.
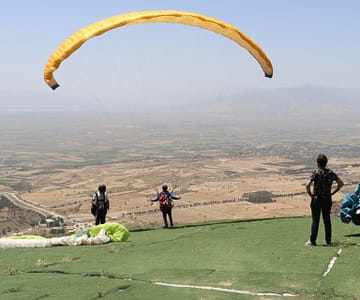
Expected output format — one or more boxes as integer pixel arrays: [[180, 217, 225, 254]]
[[0, 91, 102, 113], [1, 86, 359, 126], [203, 85, 360, 121]]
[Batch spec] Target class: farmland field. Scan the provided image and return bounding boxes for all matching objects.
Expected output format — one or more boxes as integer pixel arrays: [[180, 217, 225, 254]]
[[1, 112, 360, 233]]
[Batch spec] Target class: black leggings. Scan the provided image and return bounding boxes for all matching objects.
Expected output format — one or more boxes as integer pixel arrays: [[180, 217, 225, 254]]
[[310, 197, 332, 245], [161, 206, 173, 227], [95, 210, 107, 225]]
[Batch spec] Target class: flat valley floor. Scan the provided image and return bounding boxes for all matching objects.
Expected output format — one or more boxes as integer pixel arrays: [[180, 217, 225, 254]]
[[11, 156, 359, 230]]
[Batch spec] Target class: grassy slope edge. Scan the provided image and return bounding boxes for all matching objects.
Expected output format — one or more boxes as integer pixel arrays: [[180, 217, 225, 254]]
[[0, 216, 360, 299]]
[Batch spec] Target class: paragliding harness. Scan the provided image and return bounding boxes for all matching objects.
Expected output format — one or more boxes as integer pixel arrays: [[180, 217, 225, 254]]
[[91, 192, 108, 216], [159, 192, 173, 211]]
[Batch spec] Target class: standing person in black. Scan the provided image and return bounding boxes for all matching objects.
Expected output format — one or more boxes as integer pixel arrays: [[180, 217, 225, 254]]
[[151, 185, 181, 228], [305, 154, 344, 246], [91, 184, 110, 225]]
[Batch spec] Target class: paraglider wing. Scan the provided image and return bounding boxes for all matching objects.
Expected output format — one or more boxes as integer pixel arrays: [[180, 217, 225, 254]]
[[44, 10, 273, 90]]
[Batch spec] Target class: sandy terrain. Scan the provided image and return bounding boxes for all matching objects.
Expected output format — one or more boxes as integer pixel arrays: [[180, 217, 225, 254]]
[[15, 156, 356, 229]]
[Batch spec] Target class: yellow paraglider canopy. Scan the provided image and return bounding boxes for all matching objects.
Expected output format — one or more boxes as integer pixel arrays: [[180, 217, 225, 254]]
[[44, 10, 273, 90]]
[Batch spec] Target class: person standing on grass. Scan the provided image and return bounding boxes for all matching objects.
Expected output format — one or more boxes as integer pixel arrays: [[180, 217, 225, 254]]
[[151, 184, 181, 228], [91, 184, 110, 225], [305, 153, 344, 246]]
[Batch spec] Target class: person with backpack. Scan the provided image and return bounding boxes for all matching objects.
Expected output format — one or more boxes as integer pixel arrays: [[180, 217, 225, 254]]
[[151, 184, 181, 228], [305, 153, 344, 246], [91, 184, 110, 225]]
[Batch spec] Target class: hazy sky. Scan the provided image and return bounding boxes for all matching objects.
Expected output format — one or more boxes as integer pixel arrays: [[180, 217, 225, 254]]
[[1, 1, 359, 107]]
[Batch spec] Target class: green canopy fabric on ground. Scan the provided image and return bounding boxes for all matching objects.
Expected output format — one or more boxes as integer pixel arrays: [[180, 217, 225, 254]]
[[0, 223, 130, 248], [89, 222, 130, 242]]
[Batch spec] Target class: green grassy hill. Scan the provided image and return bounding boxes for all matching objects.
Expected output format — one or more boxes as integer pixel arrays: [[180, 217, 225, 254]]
[[1, 216, 360, 299]]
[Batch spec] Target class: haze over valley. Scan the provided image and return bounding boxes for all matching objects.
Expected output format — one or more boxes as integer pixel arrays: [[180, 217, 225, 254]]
[[1, 85, 360, 233]]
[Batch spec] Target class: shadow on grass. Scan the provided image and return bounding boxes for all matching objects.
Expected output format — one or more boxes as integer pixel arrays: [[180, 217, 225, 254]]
[[344, 233, 360, 237], [130, 216, 306, 232]]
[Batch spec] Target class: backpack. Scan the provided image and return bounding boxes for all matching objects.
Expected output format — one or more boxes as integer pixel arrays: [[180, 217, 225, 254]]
[[94, 192, 107, 211], [159, 192, 173, 209]]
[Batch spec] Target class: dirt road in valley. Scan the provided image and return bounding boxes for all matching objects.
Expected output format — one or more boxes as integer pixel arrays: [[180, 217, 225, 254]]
[[2, 156, 351, 230], [0, 192, 67, 221]]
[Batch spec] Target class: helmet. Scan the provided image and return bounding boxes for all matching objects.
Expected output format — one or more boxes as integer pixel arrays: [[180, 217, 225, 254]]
[[98, 184, 106, 193], [162, 184, 168, 191]]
